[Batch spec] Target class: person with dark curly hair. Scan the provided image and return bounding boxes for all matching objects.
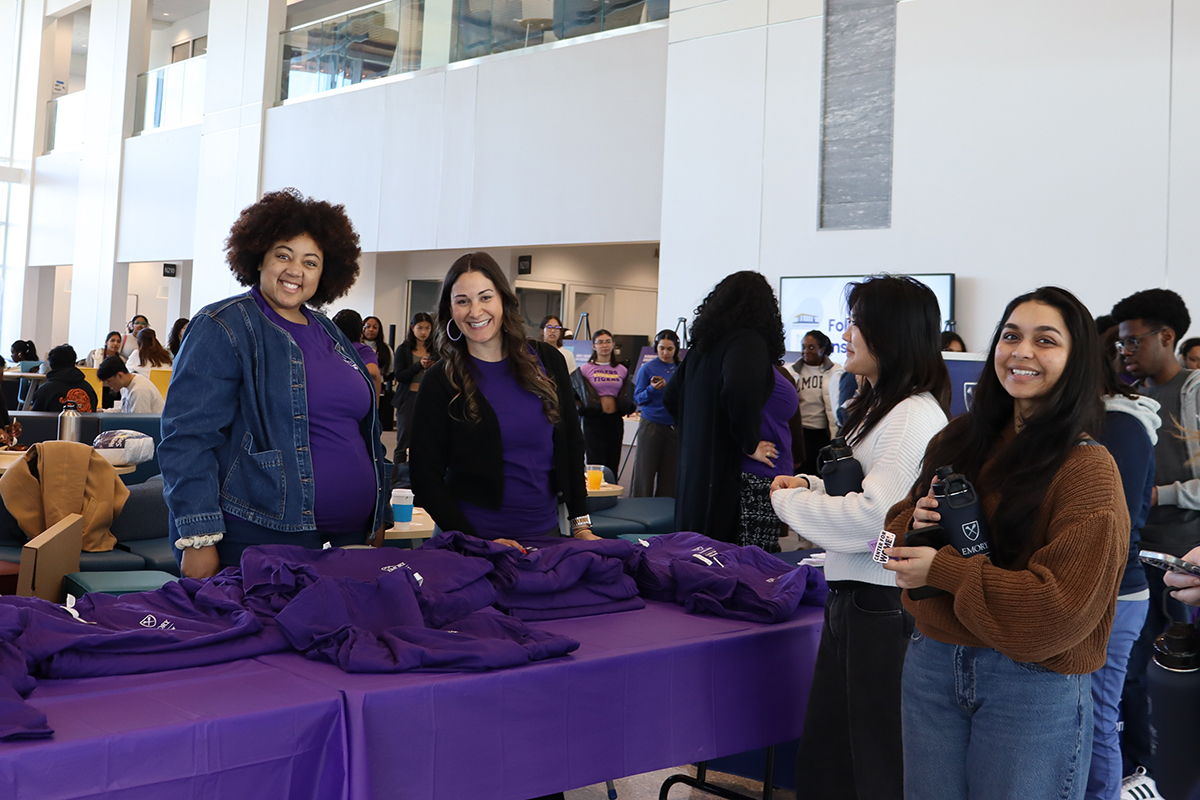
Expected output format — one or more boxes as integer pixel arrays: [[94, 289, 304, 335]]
[[159, 188, 390, 579], [663, 271, 796, 548], [791, 328, 844, 475], [409, 252, 595, 550], [1110, 287, 1198, 787], [166, 318, 189, 357], [770, 275, 950, 800]]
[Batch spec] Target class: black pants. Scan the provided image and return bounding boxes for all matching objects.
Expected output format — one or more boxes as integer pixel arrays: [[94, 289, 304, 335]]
[[631, 418, 678, 497], [392, 389, 418, 473], [799, 426, 832, 476], [583, 412, 624, 478], [796, 581, 911, 800]]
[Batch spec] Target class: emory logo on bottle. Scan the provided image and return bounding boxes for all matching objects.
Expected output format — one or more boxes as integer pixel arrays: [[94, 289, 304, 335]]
[[962, 521, 981, 542]]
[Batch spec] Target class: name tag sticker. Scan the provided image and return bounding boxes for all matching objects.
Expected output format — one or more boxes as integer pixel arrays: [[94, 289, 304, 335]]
[[872, 532, 895, 564]]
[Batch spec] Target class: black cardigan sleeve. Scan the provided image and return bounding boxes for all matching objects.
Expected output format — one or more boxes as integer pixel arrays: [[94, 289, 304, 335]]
[[393, 343, 426, 385], [540, 341, 589, 519], [409, 363, 479, 537], [722, 331, 772, 456]]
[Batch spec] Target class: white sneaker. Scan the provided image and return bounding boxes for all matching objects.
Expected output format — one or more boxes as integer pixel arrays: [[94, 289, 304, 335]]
[[1121, 767, 1163, 800]]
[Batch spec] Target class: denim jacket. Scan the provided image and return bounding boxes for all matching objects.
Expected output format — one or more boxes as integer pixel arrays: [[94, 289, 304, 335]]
[[160, 291, 390, 539]]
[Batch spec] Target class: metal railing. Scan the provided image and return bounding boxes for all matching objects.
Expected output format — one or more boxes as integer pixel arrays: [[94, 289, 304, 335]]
[[279, 0, 666, 102]]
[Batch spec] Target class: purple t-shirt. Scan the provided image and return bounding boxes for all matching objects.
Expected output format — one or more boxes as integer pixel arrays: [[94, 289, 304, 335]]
[[353, 342, 379, 368], [741, 369, 799, 480], [580, 362, 627, 397], [459, 357, 559, 541], [251, 289, 376, 532]]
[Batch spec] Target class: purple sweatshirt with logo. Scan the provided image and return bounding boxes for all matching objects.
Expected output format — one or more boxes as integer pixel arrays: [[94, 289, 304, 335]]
[[627, 532, 827, 623], [423, 532, 645, 620]]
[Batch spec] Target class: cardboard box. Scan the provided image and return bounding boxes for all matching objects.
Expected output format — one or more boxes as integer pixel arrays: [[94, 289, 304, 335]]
[[17, 514, 83, 602]]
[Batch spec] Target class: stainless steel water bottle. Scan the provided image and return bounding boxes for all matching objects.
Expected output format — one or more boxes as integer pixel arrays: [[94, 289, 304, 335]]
[[57, 401, 81, 442]]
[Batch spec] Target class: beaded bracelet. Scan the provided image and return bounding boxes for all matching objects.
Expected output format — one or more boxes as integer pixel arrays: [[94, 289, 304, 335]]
[[174, 533, 225, 550]]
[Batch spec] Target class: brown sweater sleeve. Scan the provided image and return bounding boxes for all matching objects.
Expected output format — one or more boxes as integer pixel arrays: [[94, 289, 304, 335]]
[[922, 447, 1129, 664]]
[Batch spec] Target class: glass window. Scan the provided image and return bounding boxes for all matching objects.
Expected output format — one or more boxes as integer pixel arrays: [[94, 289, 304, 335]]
[[192, 36, 207, 57], [171, 42, 190, 63]]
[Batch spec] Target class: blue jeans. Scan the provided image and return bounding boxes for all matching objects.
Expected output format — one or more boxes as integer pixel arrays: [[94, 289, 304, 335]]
[[1087, 598, 1148, 800], [902, 632, 1093, 800]]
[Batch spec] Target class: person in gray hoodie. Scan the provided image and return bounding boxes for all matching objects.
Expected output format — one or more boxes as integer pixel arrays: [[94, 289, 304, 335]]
[[1111, 287, 1200, 789], [1090, 324, 1160, 800]]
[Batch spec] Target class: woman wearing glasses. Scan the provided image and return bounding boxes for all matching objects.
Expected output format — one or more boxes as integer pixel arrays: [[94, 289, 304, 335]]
[[540, 315, 577, 374]]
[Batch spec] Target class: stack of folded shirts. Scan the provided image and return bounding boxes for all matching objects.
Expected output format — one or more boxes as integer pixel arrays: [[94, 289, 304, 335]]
[[238, 545, 498, 628], [627, 532, 828, 623], [424, 532, 646, 621]]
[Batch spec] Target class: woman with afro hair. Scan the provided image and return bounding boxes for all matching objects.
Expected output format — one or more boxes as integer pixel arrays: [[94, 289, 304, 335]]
[[159, 189, 391, 578], [663, 270, 800, 550]]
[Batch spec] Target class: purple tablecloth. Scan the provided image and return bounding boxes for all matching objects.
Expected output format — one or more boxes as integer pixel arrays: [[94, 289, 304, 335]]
[[259, 600, 823, 800], [0, 660, 348, 800]]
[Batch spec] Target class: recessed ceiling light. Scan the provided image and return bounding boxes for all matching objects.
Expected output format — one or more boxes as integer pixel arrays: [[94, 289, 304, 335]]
[[163, 12, 170, 16]]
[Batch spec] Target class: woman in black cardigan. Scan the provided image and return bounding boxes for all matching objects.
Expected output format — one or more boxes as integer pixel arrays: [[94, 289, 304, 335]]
[[664, 271, 783, 541], [390, 312, 434, 482], [409, 252, 595, 546]]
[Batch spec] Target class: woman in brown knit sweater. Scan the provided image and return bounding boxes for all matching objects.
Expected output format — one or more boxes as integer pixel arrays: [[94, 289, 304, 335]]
[[883, 287, 1129, 800]]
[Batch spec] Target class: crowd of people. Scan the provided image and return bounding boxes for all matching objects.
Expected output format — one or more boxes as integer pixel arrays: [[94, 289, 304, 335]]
[[8, 187, 1200, 799]]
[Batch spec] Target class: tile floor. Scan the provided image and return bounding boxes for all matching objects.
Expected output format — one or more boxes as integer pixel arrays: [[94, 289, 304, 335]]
[[566, 765, 795, 799]]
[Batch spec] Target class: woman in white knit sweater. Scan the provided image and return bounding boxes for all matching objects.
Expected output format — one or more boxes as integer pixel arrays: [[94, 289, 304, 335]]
[[770, 275, 950, 800]]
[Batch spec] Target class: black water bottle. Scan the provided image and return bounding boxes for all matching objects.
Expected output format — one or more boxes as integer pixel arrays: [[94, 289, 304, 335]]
[[908, 466, 991, 601], [817, 436, 864, 497], [932, 466, 992, 560], [1148, 622, 1200, 800]]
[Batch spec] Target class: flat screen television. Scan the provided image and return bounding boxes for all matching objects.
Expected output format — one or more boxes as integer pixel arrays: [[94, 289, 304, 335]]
[[779, 273, 955, 363]]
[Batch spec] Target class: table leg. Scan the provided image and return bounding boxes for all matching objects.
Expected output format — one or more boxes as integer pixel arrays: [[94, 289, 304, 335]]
[[658, 746, 776, 800]]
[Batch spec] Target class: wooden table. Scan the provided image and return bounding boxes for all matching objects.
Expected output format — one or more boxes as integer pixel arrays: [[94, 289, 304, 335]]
[[383, 506, 436, 544], [587, 482, 624, 497], [0, 450, 135, 475]]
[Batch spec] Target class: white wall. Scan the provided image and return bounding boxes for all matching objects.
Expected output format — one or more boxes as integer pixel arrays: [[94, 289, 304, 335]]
[[127, 261, 173, 333], [147, 9, 209, 70], [117, 123, 201, 262], [260, 24, 668, 253], [363, 242, 659, 339], [658, 0, 1194, 349], [28, 150, 81, 267]]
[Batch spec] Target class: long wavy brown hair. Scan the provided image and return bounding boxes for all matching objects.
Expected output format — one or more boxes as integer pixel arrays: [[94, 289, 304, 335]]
[[434, 252, 560, 424], [135, 329, 173, 368]]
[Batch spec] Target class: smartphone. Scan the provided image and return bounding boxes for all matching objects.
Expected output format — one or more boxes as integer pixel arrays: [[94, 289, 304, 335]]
[[1139, 550, 1200, 578]]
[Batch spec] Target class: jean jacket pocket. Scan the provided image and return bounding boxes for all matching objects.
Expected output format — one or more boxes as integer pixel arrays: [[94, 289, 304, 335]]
[[220, 432, 286, 520]]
